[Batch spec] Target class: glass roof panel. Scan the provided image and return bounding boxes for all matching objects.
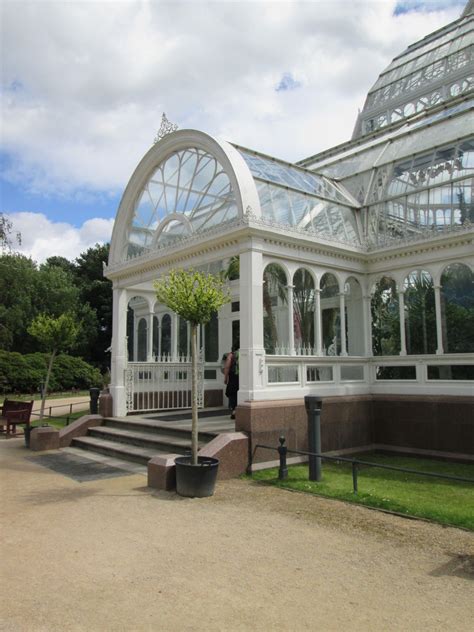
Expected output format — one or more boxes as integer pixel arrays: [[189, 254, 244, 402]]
[[234, 146, 359, 208], [255, 181, 360, 244]]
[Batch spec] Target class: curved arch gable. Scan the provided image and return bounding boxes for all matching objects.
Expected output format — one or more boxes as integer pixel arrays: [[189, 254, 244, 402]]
[[109, 129, 261, 266]]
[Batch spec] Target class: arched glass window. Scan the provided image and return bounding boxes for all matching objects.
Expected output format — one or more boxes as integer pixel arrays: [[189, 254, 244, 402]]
[[161, 314, 172, 358], [440, 263, 474, 353], [404, 270, 436, 355], [152, 315, 159, 358], [137, 318, 147, 362], [320, 273, 340, 355], [345, 277, 364, 356], [293, 268, 315, 352], [263, 263, 288, 354], [205, 312, 219, 362], [371, 277, 400, 356], [178, 316, 188, 358], [127, 148, 239, 258], [127, 296, 149, 361]]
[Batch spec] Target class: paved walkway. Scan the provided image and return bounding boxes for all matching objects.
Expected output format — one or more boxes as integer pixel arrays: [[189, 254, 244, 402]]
[[0, 439, 473, 631]]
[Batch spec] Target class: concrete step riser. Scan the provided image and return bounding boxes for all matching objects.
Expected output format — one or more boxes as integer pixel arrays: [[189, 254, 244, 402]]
[[71, 438, 152, 466], [88, 429, 194, 454]]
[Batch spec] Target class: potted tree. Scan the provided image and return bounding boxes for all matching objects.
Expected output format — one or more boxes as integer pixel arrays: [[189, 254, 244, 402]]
[[154, 268, 230, 497]]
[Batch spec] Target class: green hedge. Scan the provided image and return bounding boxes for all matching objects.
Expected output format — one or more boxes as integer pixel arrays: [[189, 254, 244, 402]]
[[0, 350, 102, 394]]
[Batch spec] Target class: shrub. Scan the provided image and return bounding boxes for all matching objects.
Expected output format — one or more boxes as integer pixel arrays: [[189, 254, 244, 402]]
[[0, 350, 102, 394]]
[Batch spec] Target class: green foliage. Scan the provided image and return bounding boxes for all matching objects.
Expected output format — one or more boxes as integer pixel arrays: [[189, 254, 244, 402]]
[[252, 454, 474, 530], [0, 350, 101, 394], [0, 243, 112, 369], [154, 268, 230, 325], [28, 313, 79, 353], [0, 254, 37, 351]]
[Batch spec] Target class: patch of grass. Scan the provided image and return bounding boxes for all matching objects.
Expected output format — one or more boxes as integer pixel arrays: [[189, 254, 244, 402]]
[[251, 453, 474, 531]]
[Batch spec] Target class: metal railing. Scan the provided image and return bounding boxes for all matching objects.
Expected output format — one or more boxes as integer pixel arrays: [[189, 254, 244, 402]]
[[29, 399, 89, 426], [254, 437, 474, 493]]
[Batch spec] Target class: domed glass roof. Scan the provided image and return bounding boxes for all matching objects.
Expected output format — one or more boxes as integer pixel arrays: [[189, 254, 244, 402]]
[[353, 8, 474, 139]]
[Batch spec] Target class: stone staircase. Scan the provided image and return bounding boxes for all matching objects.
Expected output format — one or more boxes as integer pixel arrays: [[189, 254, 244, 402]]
[[70, 409, 231, 466]]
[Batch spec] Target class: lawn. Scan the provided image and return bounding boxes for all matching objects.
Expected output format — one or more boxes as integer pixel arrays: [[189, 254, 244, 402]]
[[251, 453, 474, 530]]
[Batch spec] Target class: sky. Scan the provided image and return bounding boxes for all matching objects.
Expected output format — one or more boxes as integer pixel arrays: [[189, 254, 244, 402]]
[[0, 0, 466, 263]]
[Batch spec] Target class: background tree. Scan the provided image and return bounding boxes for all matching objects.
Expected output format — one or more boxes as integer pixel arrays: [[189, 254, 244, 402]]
[[0, 254, 38, 351], [0, 212, 21, 253], [73, 244, 112, 370], [0, 243, 112, 370], [28, 313, 79, 418], [154, 269, 230, 464]]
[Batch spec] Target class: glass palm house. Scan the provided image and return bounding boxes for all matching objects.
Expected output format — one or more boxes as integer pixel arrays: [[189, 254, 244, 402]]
[[106, 2, 474, 419]]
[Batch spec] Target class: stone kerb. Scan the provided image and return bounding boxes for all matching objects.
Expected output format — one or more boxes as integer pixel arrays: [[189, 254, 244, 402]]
[[58, 414, 104, 448]]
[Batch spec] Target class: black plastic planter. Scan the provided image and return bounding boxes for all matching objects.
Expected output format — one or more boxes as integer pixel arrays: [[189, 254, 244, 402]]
[[175, 456, 220, 498]]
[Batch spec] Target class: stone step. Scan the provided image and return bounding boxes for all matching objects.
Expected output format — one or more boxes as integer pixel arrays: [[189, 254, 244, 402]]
[[71, 436, 169, 466], [88, 425, 205, 454], [103, 417, 218, 442]]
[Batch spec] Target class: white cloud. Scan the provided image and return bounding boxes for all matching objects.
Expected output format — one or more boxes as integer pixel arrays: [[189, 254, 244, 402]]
[[1, 0, 463, 197], [7, 212, 114, 263]]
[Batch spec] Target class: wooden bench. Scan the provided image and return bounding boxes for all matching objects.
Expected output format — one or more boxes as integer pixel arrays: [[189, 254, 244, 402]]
[[0, 400, 34, 438]]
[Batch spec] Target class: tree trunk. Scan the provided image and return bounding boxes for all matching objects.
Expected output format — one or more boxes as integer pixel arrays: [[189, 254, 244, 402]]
[[191, 323, 198, 465], [39, 348, 56, 420]]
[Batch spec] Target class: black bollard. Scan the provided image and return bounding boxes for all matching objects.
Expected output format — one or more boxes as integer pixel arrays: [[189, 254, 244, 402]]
[[278, 435, 288, 480], [304, 395, 323, 482], [89, 387, 100, 415]]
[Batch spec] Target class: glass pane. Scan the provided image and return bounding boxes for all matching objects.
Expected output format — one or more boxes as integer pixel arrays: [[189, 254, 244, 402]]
[[263, 263, 288, 354], [293, 268, 315, 352], [371, 277, 400, 356], [404, 270, 436, 355], [440, 263, 474, 353], [161, 314, 171, 357], [205, 311, 219, 362]]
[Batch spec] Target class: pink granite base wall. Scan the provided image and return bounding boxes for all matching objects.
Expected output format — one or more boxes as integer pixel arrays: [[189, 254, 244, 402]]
[[235, 394, 474, 465], [236, 396, 373, 465]]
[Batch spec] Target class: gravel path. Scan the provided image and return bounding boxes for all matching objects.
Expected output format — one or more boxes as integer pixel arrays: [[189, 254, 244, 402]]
[[1, 439, 473, 631]]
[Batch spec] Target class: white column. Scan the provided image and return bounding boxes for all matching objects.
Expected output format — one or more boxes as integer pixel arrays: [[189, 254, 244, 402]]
[[239, 244, 265, 403], [339, 292, 348, 356], [434, 285, 444, 355], [287, 285, 295, 355], [314, 289, 322, 356], [147, 313, 154, 362], [363, 294, 373, 356], [110, 286, 128, 416], [398, 290, 407, 356]]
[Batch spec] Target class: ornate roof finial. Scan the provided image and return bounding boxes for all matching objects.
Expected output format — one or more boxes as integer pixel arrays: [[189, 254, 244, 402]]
[[154, 113, 178, 144]]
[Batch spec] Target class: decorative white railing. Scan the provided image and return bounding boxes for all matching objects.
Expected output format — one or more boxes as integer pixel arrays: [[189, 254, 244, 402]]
[[263, 353, 474, 396], [125, 358, 204, 412]]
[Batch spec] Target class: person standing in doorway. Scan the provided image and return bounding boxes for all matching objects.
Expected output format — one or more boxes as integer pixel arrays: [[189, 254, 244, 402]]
[[224, 346, 239, 420]]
